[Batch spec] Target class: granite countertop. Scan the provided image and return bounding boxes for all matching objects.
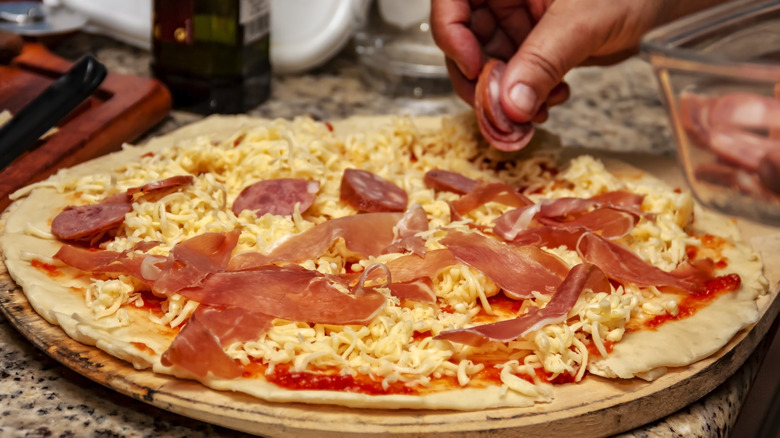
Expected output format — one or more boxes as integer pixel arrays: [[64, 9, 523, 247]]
[[0, 32, 767, 438]]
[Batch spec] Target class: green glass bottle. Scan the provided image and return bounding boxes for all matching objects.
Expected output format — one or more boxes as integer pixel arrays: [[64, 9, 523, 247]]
[[151, 0, 271, 114]]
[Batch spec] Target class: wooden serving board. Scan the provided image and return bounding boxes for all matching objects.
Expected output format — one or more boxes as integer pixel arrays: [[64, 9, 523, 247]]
[[0, 150, 779, 437], [0, 42, 171, 212]]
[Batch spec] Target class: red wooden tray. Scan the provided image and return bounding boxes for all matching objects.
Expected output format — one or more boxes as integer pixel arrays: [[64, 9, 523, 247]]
[[0, 42, 171, 211]]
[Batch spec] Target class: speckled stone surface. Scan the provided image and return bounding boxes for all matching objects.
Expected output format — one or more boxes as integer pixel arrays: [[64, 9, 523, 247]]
[[0, 32, 762, 438]]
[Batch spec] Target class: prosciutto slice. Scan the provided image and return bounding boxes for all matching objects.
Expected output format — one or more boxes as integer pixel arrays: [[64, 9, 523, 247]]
[[536, 207, 638, 239], [474, 59, 535, 151], [576, 232, 696, 292], [384, 249, 458, 283], [153, 230, 241, 295], [493, 192, 644, 241], [228, 212, 404, 270], [507, 226, 587, 250], [387, 277, 437, 304], [127, 175, 194, 198], [160, 305, 273, 379], [435, 263, 608, 346], [385, 204, 429, 256], [177, 264, 387, 325], [54, 241, 161, 281], [450, 182, 533, 216], [441, 230, 569, 299], [55, 231, 240, 295]]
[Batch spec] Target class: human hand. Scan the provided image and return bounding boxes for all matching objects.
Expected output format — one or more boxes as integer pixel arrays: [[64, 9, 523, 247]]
[[431, 0, 724, 124]]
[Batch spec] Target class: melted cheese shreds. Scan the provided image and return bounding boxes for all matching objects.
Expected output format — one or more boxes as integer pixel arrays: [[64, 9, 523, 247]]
[[44, 114, 767, 400]]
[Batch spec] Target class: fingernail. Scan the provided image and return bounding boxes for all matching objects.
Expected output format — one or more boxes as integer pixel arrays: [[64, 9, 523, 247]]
[[508, 84, 537, 118]]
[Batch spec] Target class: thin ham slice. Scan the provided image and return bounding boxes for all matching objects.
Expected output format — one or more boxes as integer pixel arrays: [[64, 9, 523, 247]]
[[232, 178, 319, 217], [178, 264, 387, 325], [474, 59, 535, 151], [493, 192, 644, 241], [536, 207, 638, 239], [450, 181, 533, 216], [435, 263, 608, 346], [589, 191, 645, 212], [576, 232, 696, 292], [709, 92, 780, 131], [385, 204, 429, 256], [54, 241, 161, 281], [383, 249, 459, 283], [55, 231, 240, 295], [127, 175, 194, 198], [160, 305, 273, 379], [507, 226, 587, 250], [440, 230, 569, 299], [228, 212, 403, 270], [153, 230, 241, 295], [387, 277, 437, 304]]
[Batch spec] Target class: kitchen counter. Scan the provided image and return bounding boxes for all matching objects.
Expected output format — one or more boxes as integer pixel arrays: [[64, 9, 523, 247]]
[[0, 32, 773, 438]]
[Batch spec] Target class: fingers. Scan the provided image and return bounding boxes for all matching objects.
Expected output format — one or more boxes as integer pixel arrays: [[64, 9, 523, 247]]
[[498, 3, 606, 122], [430, 0, 484, 80], [546, 82, 570, 107], [446, 58, 477, 106]]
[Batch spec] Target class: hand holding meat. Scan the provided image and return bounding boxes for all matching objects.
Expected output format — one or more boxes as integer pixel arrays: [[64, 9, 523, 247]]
[[430, 0, 729, 150]]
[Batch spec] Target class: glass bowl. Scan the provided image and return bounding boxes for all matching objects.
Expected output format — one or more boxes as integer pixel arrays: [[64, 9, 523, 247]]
[[641, 0, 780, 226]]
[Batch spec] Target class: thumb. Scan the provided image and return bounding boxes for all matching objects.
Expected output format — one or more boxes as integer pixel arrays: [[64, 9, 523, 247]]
[[499, 5, 605, 122]]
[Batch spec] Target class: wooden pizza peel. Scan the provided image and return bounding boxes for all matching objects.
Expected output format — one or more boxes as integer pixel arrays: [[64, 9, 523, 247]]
[[0, 144, 778, 437]]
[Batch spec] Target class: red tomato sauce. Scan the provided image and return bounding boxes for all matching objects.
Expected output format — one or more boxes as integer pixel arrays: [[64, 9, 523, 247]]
[[129, 290, 166, 315], [472, 293, 523, 323], [31, 259, 62, 278], [131, 342, 156, 355], [264, 364, 415, 395], [586, 340, 615, 358], [645, 274, 741, 329]]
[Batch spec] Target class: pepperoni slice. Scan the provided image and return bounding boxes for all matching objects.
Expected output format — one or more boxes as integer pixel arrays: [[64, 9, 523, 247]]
[[340, 168, 408, 212], [51, 202, 132, 241], [474, 59, 535, 151], [423, 169, 478, 194], [232, 178, 320, 217]]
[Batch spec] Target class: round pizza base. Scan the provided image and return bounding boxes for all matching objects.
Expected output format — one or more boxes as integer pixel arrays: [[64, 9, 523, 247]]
[[1, 115, 779, 436], [1, 269, 777, 438]]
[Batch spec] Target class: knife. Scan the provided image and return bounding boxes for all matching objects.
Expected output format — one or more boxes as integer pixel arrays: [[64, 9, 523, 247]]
[[0, 54, 107, 170]]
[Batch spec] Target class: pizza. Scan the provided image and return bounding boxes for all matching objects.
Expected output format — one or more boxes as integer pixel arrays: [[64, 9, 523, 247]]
[[0, 113, 770, 411]]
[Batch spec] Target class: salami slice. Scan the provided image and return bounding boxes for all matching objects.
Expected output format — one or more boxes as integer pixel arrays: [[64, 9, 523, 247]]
[[474, 59, 535, 151], [51, 202, 132, 241], [340, 168, 408, 212], [232, 178, 320, 217], [423, 169, 478, 194]]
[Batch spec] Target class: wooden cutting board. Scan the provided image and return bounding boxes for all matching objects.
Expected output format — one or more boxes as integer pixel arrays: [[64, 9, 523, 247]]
[[0, 145, 778, 437], [0, 42, 171, 211]]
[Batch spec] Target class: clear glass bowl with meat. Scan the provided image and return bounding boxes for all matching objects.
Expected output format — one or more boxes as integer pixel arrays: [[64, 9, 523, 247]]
[[641, 0, 780, 225]]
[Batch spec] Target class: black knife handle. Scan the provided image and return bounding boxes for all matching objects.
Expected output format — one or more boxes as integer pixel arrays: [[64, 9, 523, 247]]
[[0, 55, 107, 170]]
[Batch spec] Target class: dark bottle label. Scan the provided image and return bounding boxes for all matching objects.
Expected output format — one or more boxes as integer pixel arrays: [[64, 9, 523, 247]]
[[152, 0, 271, 114]]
